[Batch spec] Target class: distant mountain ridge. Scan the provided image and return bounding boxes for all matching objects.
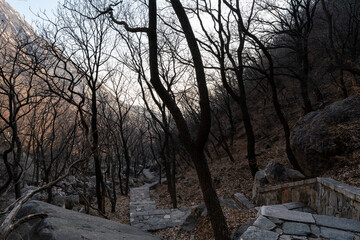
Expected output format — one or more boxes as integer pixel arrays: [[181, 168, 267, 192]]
[[0, 0, 34, 41]]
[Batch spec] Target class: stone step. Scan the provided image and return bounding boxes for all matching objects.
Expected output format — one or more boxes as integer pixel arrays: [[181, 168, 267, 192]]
[[260, 205, 315, 223], [234, 193, 255, 210]]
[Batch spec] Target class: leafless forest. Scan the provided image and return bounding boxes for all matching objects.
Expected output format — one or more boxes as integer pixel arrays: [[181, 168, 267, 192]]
[[0, 0, 359, 239]]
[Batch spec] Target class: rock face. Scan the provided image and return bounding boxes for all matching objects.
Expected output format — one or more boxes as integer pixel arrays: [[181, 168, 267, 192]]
[[8, 200, 161, 240], [291, 95, 360, 177]]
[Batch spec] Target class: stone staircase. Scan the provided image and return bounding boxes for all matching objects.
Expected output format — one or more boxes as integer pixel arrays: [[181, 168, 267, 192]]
[[129, 173, 192, 231]]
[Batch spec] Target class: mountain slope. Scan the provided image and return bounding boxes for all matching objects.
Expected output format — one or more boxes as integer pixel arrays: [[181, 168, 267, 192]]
[[0, 0, 34, 42]]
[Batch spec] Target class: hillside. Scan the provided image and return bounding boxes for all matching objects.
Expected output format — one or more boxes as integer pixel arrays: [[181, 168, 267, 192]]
[[0, 0, 360, 239]]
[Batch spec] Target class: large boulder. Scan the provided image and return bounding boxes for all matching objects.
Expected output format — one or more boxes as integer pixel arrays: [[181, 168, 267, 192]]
[[291, 95, 360, 177], [8, 200, 161, 240]]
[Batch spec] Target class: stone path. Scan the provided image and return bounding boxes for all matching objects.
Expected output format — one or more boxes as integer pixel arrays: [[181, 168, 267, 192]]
[[129, 173, 192, 231], [238, 202, 360, 240]]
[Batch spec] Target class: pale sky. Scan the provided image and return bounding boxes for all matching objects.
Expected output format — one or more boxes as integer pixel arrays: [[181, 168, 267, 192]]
[[7, 0, 59, 26]]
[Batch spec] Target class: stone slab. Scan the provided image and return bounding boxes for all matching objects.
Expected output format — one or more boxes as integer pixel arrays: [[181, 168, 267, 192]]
[[313, 214, 360, 233], [240, 228, 279, 240], [253, 215, 276, 231], [320, 227, 355, 240], [282, 222, 311, 235], [261, 206, 315, 223], [282, 202, 306, 210], [279, 235, 292, 240], [234, 193, 255, 210]]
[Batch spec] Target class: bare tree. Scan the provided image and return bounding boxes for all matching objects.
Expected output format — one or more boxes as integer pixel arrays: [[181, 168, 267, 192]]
[[100, 70, 137, 196], [0, 33, 40, 198], [221, 0, 303, 172], [260, 0, 320, 113], [191, 0, 259, 176], [320, 0, 360, 87], [93, 0, 230, 238], [28, 97, 78, 203], [33, 0, 117, 212]]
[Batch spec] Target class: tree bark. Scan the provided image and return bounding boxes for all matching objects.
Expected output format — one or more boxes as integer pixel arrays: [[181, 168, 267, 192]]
[[91, 89, 106, 212]]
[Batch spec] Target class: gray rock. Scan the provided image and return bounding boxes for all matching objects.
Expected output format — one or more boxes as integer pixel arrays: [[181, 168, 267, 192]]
[[310, 224, 321, 237], [265, 162, 285, 182], [282, 168, 305, 181], [291, 95, 360, 177], [64, 194, 80, 209], [234, 193, 255, 210], [261, 206, 315, 223], [9, 200, 161, 240], [179, 205, 206, 233], [268, 216, 283, 225], [282, 222, 311, 235], [252, 170, 268, 200], [240, 228, 279, 240], [279, 235, 292, 240], [21, 186, 45, 201], [313, 214, 360, 233], [320, 227, 355, 240], [247, 226, 261, 231], [292, 236, 307, 240], [253, 215, 276, 231], [255, 170, 268, 186], [231, 220, 255, 240]]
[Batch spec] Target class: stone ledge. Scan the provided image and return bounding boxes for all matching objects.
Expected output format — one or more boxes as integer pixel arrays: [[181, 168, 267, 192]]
[[257, 178, 317, 193], [255, 177, 360, 220], [321, 178, 360, 201]]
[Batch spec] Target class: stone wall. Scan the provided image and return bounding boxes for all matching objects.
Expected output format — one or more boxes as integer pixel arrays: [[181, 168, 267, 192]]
[[255, 177, 360, 220]]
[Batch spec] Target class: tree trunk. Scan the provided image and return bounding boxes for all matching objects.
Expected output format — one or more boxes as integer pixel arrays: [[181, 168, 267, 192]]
[[14, 133, 22, 199], [299, 41, 313, 114], [91, 90, 105, 212], [147, 0, 230, 238], [190, 150, 230, 239], [239, 26, 303, 173]]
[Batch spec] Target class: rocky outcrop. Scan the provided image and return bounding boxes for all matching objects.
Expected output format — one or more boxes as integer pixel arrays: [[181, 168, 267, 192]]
[[291, 95, 360, 177], [252, 162, 305, 200], [8, 200, 161, 240]]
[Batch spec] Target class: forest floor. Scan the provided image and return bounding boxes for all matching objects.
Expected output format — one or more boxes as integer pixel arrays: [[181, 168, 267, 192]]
[[94, 130, 360, 240], [89, 94, 360, 239], [150, 136, 290, 239], [149, 129, 360, 239]]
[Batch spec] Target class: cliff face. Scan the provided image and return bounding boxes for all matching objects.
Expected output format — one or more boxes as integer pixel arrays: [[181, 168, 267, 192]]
[[0, 0, 34, 41]]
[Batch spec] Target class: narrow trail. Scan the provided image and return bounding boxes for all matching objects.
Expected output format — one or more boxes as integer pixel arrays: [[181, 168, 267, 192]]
[[129, 170, 192, 231]]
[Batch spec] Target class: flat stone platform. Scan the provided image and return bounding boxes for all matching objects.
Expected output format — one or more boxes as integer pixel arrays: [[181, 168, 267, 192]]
[[239, 202, 360, 240]]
